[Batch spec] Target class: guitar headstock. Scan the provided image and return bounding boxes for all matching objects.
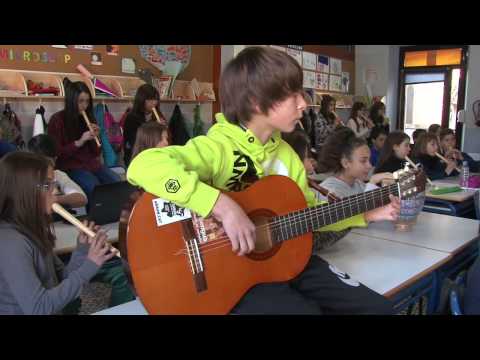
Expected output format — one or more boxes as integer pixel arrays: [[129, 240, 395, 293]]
[[393, 167, 427, 200]]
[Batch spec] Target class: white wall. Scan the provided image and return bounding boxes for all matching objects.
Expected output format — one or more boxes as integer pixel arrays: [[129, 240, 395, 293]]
[[462, 45, 480, 154], [355, 45, 402, 130]]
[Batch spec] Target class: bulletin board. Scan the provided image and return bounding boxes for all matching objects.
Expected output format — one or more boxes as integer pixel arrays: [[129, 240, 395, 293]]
[[0, 45, 213, 82]]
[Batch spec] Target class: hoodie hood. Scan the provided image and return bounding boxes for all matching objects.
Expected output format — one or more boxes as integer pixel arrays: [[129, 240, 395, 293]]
[[209, 113, 282, 163]]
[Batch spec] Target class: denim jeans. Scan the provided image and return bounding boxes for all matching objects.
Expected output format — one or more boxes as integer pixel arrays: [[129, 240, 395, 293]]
[[66, 166, 121, 204]]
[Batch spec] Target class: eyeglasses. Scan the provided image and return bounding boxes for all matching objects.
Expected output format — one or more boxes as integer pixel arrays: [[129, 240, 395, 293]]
[[36, 180, 59, 193]]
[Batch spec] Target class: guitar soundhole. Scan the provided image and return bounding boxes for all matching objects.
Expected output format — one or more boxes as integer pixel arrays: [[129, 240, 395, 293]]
[[247, 209, 281, 261]]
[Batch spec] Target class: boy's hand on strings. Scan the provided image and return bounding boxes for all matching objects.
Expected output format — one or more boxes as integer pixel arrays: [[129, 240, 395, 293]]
[[364, 195, 400, 222], [212, 193, 256, 256]]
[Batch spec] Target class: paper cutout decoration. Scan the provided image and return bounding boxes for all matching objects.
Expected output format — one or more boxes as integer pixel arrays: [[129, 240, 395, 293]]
[[330, 58, 342, 75], [302, 52, 317, 71], [317, 55, 329, 73], [138, 45, 191, 72], [303, 70, 316, 89], [316, 73, 329, 90]]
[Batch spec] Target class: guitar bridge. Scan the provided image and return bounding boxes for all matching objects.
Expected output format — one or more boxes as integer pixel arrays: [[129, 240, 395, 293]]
[[182, 220, 207, 293]]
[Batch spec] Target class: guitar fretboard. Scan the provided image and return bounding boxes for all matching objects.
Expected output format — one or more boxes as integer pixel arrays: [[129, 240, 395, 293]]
[[270, 183, 399, 243]]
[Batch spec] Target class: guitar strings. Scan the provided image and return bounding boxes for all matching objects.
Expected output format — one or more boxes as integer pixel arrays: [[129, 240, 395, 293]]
[[177, 184, 400, 255], [174, 184, 403, 256]]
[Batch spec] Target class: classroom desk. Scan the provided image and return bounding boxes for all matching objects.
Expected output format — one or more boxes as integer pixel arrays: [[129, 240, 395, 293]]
[[319, 232, 450, 299], [350, 211, 479, 255], [53, 221, 119, 255], [423, 175, 478, 217], [93, 298, 148, 315]]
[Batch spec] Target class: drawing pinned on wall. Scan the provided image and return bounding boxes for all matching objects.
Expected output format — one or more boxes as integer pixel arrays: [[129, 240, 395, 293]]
[[285, 48, 303, 66], [329, 74, 342, 92], [303, 70, 316, 89], [90, 52, 102, 66], [317, 55, 329, 73], [302, 52, 317, 71], [330, 58, 342, 75], [121, 58, 136, 74], [106, 45, 120, 56], [138, 45, 191, 73], [341, 72, 350, 93], [316, 73, 329, 90], [74, 45, 94, 51]]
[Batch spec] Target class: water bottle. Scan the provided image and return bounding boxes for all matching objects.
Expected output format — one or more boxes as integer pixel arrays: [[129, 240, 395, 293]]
[[461, 160, 470, 187]]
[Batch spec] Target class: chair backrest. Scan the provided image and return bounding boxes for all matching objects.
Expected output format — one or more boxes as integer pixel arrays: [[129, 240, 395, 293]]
[[450, 271, 467, 315]]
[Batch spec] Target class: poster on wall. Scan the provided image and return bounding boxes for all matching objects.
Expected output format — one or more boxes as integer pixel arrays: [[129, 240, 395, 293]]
[[106, 45, 120, 56], [138, 45, 191, 73], [330, 58, 342, 75], [341, 72, 350, 93], [329, 74, 342, 92], [90, 52, 103, 66], [302, 52, 317, 71], [285, 48, 302, 66], [74, 45, 94, 51], [317, 55, 329, 73], [303, 70, 316, 89], [316, 73, 329, 90]]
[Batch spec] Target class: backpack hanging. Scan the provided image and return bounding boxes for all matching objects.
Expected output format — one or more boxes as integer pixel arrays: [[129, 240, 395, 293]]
[[168, 104, 191, 145], [0, 103, 24, 148], [103, 104, 123, 153], [94, 103, 118, 167], [192, 104, 204, 137]]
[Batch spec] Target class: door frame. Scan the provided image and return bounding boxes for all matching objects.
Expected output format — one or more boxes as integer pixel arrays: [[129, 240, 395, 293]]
[[396, 46, 469, 142]]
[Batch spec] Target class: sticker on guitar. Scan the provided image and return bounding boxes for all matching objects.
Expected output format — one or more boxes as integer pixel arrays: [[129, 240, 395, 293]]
[[152, 198, 226, 244], [152, 198, 191, 226]]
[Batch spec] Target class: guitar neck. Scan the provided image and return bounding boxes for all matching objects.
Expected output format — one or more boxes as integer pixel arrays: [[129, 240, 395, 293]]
[[271, 183, 399, 243]]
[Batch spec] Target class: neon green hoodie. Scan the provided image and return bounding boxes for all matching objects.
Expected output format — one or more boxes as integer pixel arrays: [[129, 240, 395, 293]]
[[127, 113, 367, 232]]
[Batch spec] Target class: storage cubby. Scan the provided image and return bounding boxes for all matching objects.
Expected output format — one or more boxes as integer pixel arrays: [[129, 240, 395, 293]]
[[0, 70, 27, 97], [94, 76, 122, 98], [23, 72, 63, 96]]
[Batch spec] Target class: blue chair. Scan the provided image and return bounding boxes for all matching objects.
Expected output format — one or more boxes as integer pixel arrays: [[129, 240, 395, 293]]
[[450, 271, 467, 315]]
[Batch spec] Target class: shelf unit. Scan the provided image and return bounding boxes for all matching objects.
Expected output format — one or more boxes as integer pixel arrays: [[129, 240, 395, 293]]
[[0, 69, 215, 105]]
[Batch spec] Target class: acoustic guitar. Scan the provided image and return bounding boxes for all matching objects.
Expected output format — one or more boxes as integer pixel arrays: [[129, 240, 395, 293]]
[[127, 168, 426, 314]]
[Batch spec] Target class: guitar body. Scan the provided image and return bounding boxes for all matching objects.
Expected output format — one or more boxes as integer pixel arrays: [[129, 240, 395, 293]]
[[127, 175, 313, 315]]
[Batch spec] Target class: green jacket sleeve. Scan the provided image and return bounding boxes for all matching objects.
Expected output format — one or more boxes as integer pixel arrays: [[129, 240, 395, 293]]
[[290, 156, 367, 232], [127, 136, 222, 217]]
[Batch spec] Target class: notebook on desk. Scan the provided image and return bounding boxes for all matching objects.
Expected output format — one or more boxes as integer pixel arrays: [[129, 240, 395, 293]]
[[78, 181, 138, 225]]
